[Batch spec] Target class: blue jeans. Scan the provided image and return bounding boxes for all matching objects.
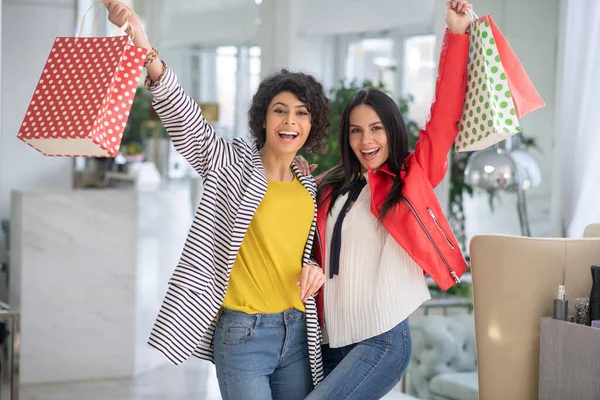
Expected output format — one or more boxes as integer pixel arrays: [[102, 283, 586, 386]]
[[305, 320, 412, 400], [213, 308, 313, 400]]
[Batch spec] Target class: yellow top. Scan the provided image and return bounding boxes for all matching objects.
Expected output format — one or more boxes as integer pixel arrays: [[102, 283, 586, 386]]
[[223, 175, 314, 314]]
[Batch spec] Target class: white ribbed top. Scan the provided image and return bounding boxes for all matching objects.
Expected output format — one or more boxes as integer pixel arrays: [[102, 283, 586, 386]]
[[322, 178, 431, 348]]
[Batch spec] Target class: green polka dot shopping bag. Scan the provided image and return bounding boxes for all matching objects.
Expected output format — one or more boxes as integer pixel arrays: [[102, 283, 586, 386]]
[[455, 12, 545, 152]]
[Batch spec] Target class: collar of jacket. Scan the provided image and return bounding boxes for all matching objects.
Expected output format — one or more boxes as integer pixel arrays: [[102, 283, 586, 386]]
[[369, 163, 394, 177]]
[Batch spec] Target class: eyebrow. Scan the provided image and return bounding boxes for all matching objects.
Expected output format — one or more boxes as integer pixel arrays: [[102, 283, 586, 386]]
[[350, 121, 383, 128], [272, 102, 309, 109]]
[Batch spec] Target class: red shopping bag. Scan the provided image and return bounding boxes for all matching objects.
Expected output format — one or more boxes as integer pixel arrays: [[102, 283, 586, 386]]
[[484, 15, 545, 118], [17, 35, 146, 157]]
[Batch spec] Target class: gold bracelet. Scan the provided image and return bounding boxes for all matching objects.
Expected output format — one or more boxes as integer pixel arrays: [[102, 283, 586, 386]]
[[144, 47, 159, 68]]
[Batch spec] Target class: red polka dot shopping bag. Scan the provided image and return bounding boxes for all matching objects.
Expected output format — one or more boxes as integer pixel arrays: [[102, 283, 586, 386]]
[[17, 18, 146, 157], [455, 12, 545, 152]]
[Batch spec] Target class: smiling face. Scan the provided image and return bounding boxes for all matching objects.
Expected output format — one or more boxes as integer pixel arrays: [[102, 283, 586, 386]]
[[348, 104, 390, 173], [262, 91, 312, 156]]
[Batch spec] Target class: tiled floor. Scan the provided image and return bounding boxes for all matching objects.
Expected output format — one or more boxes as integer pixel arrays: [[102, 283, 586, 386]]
[[18, 359, 412, 400]]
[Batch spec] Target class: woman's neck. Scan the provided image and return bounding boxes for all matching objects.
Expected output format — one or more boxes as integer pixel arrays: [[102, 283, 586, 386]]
[[260, 147, 296, 182]]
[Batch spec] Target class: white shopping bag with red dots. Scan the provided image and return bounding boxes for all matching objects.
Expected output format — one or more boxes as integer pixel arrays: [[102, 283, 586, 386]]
[[17, 35, 146, 157]]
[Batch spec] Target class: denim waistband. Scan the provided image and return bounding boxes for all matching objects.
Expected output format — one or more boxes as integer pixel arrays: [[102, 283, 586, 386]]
[[218, 308, 305, 328]]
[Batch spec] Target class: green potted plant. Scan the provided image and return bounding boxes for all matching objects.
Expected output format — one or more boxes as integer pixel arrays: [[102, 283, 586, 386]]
[[120, 86, 152, 154]]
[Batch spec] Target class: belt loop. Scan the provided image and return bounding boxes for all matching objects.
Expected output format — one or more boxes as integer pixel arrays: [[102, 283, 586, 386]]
[[254, 313, 261, 330]]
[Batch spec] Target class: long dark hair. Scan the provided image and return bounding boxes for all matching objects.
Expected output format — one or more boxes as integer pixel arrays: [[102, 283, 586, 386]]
[[318, 88, 410, 221]]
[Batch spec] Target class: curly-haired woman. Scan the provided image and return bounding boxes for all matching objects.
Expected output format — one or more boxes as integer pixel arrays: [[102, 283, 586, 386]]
[[102, 2, 329, 399]]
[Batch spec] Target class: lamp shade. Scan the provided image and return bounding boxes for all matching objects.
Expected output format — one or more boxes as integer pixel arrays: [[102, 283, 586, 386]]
[[464, 147, 541, 191], [464, 147, 518, 190]]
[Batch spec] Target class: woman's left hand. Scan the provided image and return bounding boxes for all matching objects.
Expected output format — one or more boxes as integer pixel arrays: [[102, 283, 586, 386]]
[[445, 0, 473, 35], [294, 155, 318, 176], [298, 264, 325, 302]]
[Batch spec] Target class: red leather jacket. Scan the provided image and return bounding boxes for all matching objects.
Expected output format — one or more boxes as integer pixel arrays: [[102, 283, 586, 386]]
[[314, 30, 470, 325]]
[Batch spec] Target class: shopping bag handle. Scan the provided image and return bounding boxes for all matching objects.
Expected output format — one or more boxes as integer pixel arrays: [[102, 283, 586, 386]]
[[465, 8, 479, 24], [77, 0, 133, 41], [445, 0, 479, 25]]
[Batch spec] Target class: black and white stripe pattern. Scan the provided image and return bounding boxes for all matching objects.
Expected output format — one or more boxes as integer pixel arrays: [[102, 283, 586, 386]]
[[146, 68, 324, 386]]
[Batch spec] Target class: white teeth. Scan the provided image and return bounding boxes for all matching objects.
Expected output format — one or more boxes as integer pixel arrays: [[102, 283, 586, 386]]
[[362, 149, 379, 155], [279, 131, 298, 136]]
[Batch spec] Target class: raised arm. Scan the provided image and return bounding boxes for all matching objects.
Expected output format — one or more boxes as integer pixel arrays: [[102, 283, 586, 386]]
[[413, 1, 471, 188], [104, 1, 238, 177]]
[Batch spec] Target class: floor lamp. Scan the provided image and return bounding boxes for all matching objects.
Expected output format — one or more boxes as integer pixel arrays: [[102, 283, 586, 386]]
[[463, 136, 541, 237]]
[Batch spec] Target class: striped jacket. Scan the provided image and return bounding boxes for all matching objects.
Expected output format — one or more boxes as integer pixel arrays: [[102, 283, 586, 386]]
[[145, 68, 324, 386]]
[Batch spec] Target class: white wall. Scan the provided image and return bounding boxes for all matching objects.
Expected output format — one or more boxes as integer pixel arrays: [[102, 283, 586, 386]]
[[458, 0, 560, 239], [294, 0, 435, 36], [1, 0, 76, 221], [168, 3, 260, 48]]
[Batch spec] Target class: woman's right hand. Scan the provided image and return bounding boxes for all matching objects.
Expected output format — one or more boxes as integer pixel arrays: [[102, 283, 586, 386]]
[[445, 0, 473, 35], [102, 1, 151, 50]]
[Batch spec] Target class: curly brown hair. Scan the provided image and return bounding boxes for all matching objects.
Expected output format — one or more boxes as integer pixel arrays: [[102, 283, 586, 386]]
[[248, 69, 330, 154]]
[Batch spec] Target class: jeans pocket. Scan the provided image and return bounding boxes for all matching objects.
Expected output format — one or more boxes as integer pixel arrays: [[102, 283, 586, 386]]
[[217, 318, 253, 347]]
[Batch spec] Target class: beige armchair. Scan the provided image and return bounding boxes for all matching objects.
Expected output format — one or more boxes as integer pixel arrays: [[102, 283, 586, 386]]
[[469, 234, 600, 400], [583, 223, 600, 237]]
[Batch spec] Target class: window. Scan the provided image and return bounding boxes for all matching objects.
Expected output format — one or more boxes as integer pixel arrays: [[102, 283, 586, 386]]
[[340, 33, 437, 127], [345, 38, 395, 91], [215, 46, 261, 139], [403, 35, 436, 125], [249, 46, 261, 96], [216, 46, 238, 139]]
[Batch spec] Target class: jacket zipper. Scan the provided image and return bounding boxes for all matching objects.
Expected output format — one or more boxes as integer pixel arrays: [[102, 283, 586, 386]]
[[427, 208, 456, 250], [402, 198, 460, 284], [314, 225, 326, 329]]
